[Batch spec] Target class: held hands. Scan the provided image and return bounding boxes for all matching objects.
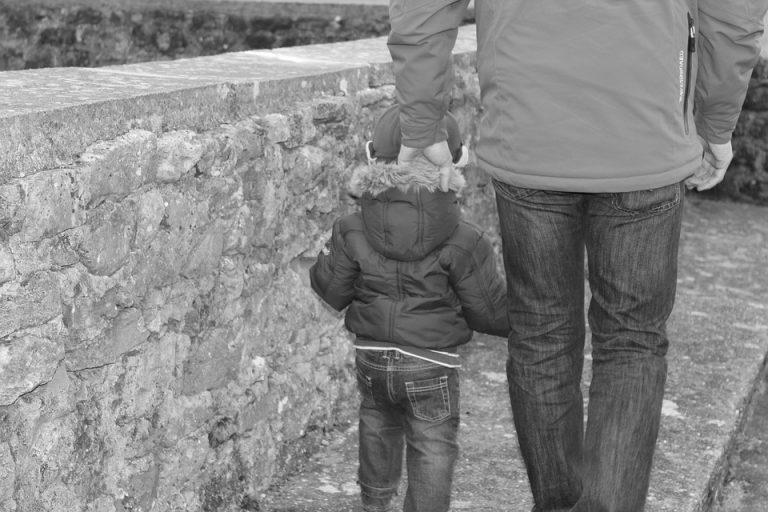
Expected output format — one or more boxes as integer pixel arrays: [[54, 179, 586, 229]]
[[685, 137, 733, 192], [398, 140, 454, 192]]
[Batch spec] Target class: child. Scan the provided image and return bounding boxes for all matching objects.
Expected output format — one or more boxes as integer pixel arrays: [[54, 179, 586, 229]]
[[309, 104, 508, 512]]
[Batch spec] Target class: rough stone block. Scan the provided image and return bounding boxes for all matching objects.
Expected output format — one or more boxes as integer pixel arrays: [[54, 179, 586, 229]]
[[261, 114, 291, 144], [0, 246, 15, 285], [199, 176, 241, 220], [239, 355, 269, 388], [141, 281, 200, 335], [0, 184, 23, 241], [214, 256, 245, 305], [7, 233, 79, 282], [157, 424, 210, 494], [0, 332, 64, 406], [78, 129, 157, 206], [312, 97, 353, 123], [0, 272, 61, 339], [285, 107, 317, 148], [28, 412, 79, 486], [368, 61, 395, 88], [275, 216, 327, 266], [20, 170, 84, 242], [121, 459, 159, 512], [154, 130, 206, 183], [234, 423, 277, 492], [242, 179, 286, 250], [231, 119, 268, 159], [181, 326, 242, 396], [181, 223, 225, 279], [64, 278, 136, 344], [356, 85, 395, 107], [208, 416, 237, 449], [284, 146, 325, 195], [221, 205, 257, 256], [131, 189, 165, 251], [163, 187, 210, 233], [107, 333, 177, 434], [0, 358, 74, 462], [196, 126, 258, 179], [153, 370, 214, 450], [64, 307, 149, 371], [0, 442, 14, 503], [73, 200, 137, 276], [135, 230, 190, 289]]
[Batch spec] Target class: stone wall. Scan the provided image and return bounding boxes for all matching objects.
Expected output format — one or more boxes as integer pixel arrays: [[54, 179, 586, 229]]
[[722, 58, 768, 205], [0, 31, 492, 511], [0, 0, 390, 70]]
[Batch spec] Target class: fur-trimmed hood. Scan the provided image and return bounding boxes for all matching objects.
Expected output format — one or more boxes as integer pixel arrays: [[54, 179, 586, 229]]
[[350, 160, 465, 262], [349, 159, 466, 198]]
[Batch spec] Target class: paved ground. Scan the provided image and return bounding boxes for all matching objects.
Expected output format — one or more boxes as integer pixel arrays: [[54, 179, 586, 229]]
[[260, 197, 768, 512], [714, 364, 768, 512]]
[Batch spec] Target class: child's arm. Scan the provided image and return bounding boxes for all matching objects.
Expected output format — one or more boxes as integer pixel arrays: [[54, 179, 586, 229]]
[[446, 228, 509, 338], [309, 218, 360, 311]]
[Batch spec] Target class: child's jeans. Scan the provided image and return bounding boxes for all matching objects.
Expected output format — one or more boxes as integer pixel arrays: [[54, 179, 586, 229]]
[[355, 349, 460, 512]]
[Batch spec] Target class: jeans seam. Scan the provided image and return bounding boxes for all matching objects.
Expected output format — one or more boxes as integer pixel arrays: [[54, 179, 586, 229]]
[[609, 184, 681, 215], [492, 179, 536, 202], [360, 482, 399, 494]]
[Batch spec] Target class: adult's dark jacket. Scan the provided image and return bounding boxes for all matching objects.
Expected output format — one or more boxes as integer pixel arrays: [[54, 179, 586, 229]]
[[388, 0, 768, 192], [309, 160, 508, 358]]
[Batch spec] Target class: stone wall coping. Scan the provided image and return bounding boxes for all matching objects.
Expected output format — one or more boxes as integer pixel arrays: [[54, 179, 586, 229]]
[[1, 0, 390, 12], [0, 26, 476, 183]]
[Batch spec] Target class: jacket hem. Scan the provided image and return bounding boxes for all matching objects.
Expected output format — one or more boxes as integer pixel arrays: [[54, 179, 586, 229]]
[[479, 156, 702, 193], [354, 338, 462, 368]]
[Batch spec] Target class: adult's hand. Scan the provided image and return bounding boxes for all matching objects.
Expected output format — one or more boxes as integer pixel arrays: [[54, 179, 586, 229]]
[[398, 140, 454, 191], [685, 138, 733, 192]]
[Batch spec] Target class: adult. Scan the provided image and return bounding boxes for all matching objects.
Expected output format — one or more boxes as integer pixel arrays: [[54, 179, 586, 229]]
[[388, 1, 768, 511]]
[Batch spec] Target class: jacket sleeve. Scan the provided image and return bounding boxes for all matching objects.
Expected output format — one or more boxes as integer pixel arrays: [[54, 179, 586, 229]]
[[388, 0, 470, 149], [446, 230, 509, 338], [695, 0, 768, 144], [309, 219, 360, 312]]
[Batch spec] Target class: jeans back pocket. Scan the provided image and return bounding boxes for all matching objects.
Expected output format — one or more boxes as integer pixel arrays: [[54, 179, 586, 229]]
[[610, 182, 682, 215], [406, 376, 451, 422]]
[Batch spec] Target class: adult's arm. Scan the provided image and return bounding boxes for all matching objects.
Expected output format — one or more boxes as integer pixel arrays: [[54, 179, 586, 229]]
[[388, 0, 470, 149], [695, 0, 768, 144]]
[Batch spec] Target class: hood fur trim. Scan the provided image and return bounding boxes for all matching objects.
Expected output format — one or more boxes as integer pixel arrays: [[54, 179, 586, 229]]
[[349, 159, 466, 198]]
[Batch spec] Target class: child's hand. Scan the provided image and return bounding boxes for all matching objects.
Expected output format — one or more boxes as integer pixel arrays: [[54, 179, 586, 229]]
[[398, 141, 454, 192]]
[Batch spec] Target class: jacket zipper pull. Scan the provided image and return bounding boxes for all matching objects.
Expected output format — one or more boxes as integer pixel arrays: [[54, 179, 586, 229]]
[[688, 14, 696, 53]]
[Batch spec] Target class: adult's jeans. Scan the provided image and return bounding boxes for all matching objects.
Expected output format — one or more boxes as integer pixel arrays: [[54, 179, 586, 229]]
[[493, 180, 684, 512], [355, 349, 460, 512]]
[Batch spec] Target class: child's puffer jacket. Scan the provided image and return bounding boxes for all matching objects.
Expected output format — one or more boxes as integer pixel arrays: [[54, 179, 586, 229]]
[[310, 160, 509, 352]]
